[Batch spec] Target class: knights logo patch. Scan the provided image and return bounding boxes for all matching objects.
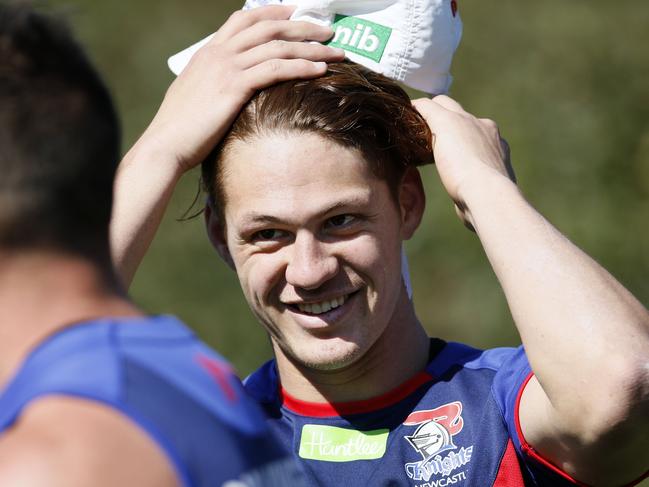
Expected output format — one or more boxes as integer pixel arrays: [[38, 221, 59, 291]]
[[403, 401, 473, 484]]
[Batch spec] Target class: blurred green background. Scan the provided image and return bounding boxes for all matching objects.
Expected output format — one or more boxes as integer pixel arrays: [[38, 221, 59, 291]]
[[51, 0, 647, 380]]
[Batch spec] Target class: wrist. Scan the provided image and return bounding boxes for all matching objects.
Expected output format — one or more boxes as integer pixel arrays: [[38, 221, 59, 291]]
[[457, 169, 522, 227], [121, 132, 186, 184]]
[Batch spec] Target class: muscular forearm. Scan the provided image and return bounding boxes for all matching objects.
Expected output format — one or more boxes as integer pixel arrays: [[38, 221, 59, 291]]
[[110, 139, 183, 287], [465, 173, 649, 428]]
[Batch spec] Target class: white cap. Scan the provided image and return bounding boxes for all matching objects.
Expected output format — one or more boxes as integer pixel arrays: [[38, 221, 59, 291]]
[[168, 0, 462, 94]]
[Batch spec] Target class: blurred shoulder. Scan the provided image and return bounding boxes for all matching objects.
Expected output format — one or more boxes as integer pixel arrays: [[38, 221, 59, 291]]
[[0, 396, 179, 487]]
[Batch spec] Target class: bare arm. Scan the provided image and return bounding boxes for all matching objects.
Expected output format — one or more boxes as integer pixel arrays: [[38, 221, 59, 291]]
[[111, 6, 344, 285], [0, 397, 178, 487], [414, 96, 649, 486]]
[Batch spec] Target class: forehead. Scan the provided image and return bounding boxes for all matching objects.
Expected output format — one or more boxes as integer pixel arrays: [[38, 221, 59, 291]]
[[220, 132, 389, 224]]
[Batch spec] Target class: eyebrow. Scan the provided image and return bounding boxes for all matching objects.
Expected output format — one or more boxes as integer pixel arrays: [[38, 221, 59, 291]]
[[240, 214, 284, 226], [238, 196, 372, 227]]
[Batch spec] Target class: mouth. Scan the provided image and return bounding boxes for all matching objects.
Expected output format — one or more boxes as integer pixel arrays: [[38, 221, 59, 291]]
[[286, 291, 359, 317]]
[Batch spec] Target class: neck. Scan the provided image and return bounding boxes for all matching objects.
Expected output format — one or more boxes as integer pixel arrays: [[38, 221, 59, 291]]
[[0, 250, 141, 388], [274, 286, 430, 404]]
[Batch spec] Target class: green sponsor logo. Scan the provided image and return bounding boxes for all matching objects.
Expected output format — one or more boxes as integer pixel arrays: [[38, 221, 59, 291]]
[[298, 425, 389, 462], [326, 15, 392, 63]]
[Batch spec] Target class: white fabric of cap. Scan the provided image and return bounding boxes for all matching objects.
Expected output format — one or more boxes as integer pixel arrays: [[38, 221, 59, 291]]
[[168, 0, 462, 94]]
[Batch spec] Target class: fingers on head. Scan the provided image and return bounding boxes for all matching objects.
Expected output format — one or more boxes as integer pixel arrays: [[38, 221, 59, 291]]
[[431, 94, 466, 114], [412, 98, 444, 123], [244, 58, 328, 89], [412, 96, 466, 126], [218, 5, 294, 38], [215, 6, 331, 46], [240, 40, 343, 69], [229, 19, 333, 52]]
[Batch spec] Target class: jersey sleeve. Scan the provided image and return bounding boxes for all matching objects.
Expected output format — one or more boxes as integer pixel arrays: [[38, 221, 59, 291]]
[[490, 347, 585, 486], [492, 347, 649, 487]]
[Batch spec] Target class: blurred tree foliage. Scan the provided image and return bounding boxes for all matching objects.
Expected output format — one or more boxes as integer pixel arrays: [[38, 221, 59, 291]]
[[49, 0, 648, 381]]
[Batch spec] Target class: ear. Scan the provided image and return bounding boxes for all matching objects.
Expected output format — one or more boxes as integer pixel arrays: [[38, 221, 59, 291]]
[[204, 200, 236, 270], [398, 167, 426, 240]]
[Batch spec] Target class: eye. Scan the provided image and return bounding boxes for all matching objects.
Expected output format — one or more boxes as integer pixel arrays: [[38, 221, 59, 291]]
[[325, 214, 355, 229], [251, 229, 287, 241]]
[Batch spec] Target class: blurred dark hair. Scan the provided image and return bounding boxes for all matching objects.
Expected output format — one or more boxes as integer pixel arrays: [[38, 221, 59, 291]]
[[202, 61, 433, 220], [0, 3, 120, 262]]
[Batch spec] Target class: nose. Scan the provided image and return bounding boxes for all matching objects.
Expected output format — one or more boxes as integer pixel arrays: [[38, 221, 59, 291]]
[[285, 231, 339, 290]]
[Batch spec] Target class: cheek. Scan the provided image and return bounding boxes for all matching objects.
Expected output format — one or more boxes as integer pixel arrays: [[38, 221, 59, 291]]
[[344, 235, 383, 270], [235, 253, 285, 305], [340, 234, 402, 296], [346, 233, 401, 270]]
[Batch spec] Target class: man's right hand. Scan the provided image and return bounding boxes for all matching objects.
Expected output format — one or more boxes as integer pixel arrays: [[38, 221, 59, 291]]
[[141, 5, 344, 175], [111, 6, 344, 287]]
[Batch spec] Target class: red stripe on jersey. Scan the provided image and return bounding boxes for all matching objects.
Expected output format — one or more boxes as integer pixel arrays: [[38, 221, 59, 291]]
[[514, 372, 585, 485], [493, 440, 525, 486], [281, 371, 434, 417], [515, 373, 649, 486]]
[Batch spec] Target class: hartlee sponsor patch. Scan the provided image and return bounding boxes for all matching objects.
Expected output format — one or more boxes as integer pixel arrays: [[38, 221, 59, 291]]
[[299, 424, 389, 462]]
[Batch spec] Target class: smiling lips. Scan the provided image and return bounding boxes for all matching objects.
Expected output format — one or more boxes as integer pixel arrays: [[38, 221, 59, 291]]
[[295, 294, 349, 315]]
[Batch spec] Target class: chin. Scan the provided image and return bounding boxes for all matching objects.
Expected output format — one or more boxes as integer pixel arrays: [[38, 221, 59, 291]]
[[286, 337, 365, 372]]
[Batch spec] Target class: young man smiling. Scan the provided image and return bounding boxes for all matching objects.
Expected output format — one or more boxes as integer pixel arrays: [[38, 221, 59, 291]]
[[112, 5, 649, 487], [208, 129, 428, 397]]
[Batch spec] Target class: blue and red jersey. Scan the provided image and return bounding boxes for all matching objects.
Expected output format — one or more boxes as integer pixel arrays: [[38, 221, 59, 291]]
[[244, 339, 584, 486], [0, 315, 303, 487]]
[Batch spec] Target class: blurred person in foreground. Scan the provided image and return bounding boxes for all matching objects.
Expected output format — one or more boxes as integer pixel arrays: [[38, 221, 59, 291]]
[[0, 4, 312, 486], [112, 4, 649, 486]]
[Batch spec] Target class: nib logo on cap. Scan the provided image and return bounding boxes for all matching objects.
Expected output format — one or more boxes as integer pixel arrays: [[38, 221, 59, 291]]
[[326, 15, 392, 63]]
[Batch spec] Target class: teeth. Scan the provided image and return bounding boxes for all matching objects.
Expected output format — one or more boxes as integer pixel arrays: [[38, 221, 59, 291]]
[[296, 295, 348, 315]]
